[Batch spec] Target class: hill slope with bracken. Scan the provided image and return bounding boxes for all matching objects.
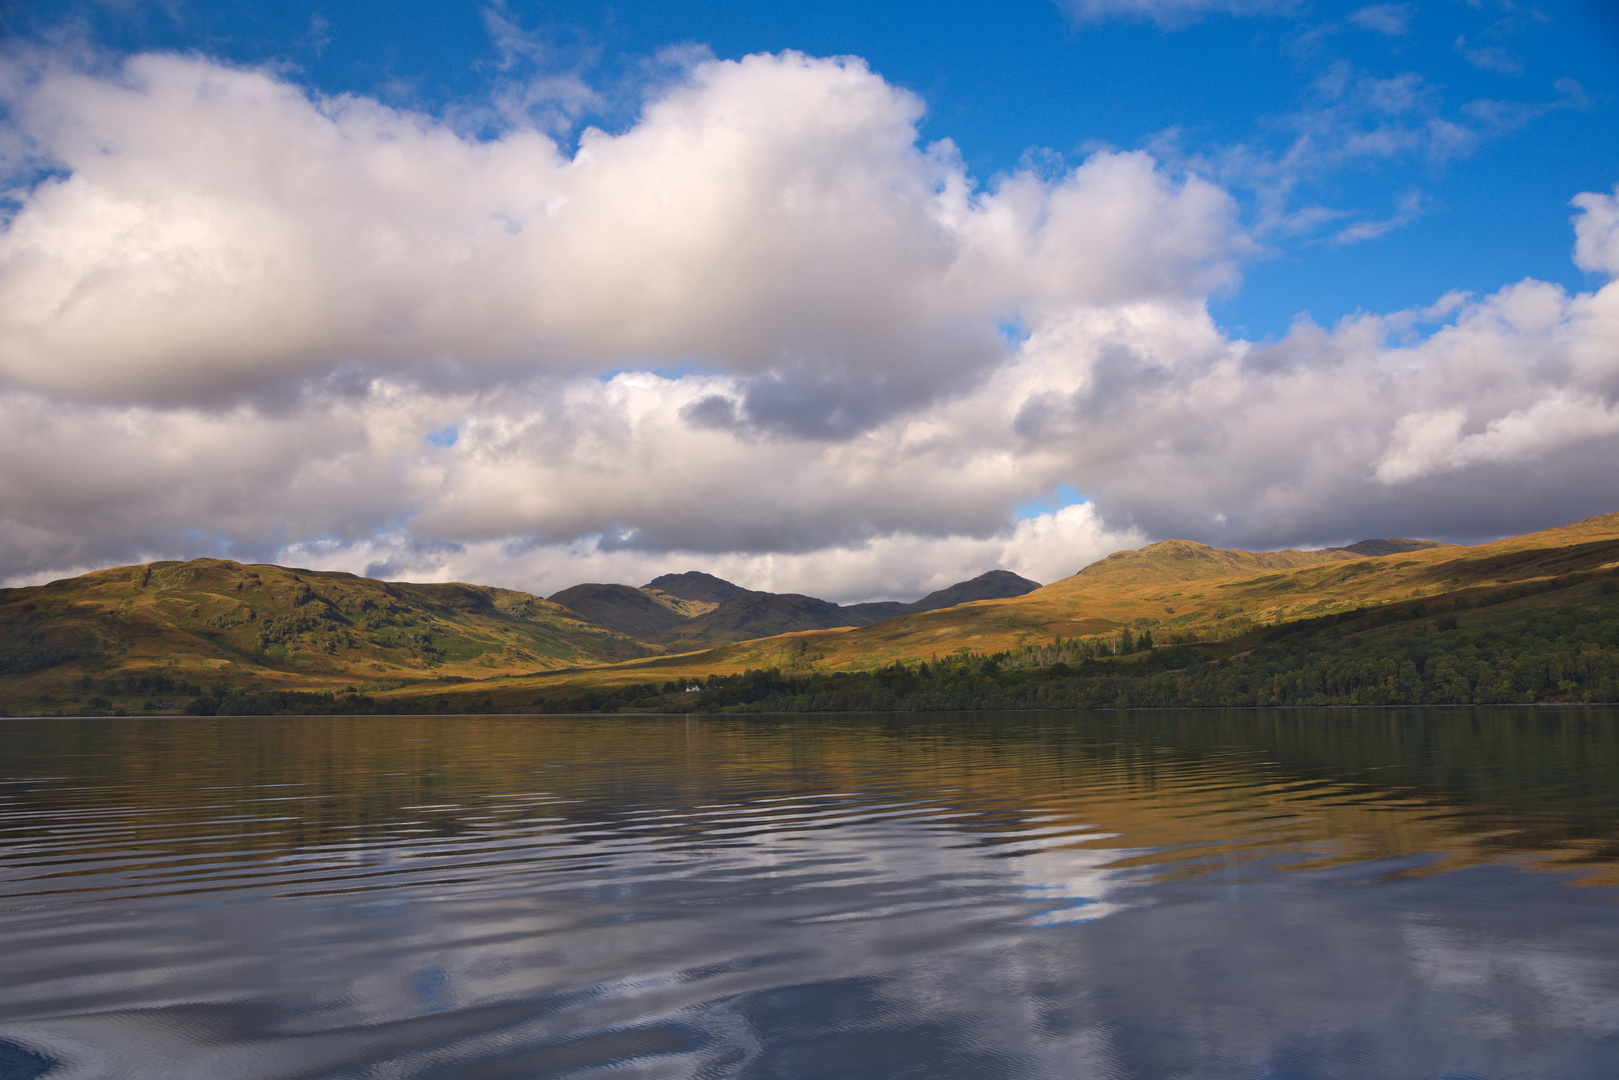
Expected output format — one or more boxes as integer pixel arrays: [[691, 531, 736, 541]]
[[0, 558, 651, 711], [476, 513, 1619, 698], [727, 515, 1616, 672], [5, 514, 1618, 715], [545, 583, 696, 638]]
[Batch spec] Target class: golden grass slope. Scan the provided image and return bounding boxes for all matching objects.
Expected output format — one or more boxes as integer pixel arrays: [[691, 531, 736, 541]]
[[7, 511, 1619, 714], [760, 512, 1619, 669], [458, 511, 1619, 702], [0, 558, 652, 707]]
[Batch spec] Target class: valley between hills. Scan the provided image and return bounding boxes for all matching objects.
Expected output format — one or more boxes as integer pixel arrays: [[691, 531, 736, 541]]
[[3, 511, 1619, 716]]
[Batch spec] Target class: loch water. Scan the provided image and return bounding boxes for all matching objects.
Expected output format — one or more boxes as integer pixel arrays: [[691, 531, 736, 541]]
[[0, 709, 1617, 1079]]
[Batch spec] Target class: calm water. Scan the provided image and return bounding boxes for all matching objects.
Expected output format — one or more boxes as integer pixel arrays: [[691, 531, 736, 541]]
[[1, 709, 1617, 1080]]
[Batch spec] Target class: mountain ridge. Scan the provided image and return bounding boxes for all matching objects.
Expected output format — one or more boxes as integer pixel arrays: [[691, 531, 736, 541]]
[[547, 568, 1043, 644], [7, 518, 1619, 715]]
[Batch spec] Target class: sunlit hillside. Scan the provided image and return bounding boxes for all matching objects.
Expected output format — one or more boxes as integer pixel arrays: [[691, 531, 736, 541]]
[[4, 512, 1618, 716], [434, 511, 1619, 707], [698, 512, 1619, 672], [0, 558, 651, 711]]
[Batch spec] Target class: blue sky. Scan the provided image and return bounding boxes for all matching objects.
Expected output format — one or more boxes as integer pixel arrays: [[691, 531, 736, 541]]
[[1, 0, 1617, 598]]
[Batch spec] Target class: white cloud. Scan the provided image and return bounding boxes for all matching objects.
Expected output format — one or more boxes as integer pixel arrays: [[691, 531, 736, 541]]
[[273, 501, 1142, 604], [1151, 68, 1497, 246], [1373, 408, 1468, 484], [5, 265, 1615, 595], [1573, 185, 1619, 278], [1332, 188, 1423, 246], [1348, 4, 1413, 35], [1376, 395, 1619, 484], [1454, 35, 1524, 76], [0, 49, 1239, 428], [1058, 0, 1296, 31], [0, 48, 1617, 601]]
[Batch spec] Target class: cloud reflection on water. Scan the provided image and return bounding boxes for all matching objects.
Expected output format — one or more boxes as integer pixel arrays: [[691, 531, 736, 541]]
[[0, 710, 1616, 1078]]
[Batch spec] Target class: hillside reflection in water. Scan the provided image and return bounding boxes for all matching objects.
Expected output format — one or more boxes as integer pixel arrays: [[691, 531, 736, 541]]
[[0, 708, 1616, 1079]]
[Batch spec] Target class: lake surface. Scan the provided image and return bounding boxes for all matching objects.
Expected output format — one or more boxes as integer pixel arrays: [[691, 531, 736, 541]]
[[1, 709, 1617, 1079]]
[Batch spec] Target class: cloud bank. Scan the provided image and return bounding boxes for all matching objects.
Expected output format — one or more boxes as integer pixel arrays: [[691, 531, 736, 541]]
[[0, 48, 1616, 600]]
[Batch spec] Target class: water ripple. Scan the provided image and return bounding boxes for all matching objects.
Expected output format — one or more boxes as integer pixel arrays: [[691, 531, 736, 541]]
[[0, 709, 1616, 1078]]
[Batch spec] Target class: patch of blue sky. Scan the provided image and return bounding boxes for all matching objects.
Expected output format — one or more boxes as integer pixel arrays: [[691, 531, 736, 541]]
[[1014, 485, 1086, 521], [595, 526, 644, 551], [996, 319, 1031, 348], [15, 0, 1617, 336], [426, 426, 458, 448], [183, 529, 234, 553], [598, 364, 701, 384]]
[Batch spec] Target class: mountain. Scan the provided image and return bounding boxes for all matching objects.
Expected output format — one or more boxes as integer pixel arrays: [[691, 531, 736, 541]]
[[643, 572, 753, 604], [16, 514, 1619, 716], [909, 570, 1041, 611], [1334, 538, 1448, 558], [841, 570, 1040, 623], [546, 583, 691, 638], [653, 592, 864, 649], [1070, 539, 1360, 585], [840, 601, 915, 622], [555, 515, 1611, 682], [0, 558, 651, 710], [552, 569, 1043, 646]]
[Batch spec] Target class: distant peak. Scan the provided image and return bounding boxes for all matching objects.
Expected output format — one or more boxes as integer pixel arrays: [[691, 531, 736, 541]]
[[1333, 538, 1447, 558], [640, 571, 751, 604], [907, 569, 1040, 612]]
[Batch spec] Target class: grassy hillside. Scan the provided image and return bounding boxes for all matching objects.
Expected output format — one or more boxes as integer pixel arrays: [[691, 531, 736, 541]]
[[679, 515, 1619, 673], [0, 558, 650, 714], [546, 582, 696, 638], [5, 513, 1618, 716], [472, 532, 1619, 715], [403, 512, 1619, 711]]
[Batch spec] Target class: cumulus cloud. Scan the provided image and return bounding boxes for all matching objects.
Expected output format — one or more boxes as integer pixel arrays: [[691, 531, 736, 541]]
[[1573, 185, 1619, 278], [0, 48, 1239, 428], [0, 48, 1617, 601], [4, 263, 1616, 594]]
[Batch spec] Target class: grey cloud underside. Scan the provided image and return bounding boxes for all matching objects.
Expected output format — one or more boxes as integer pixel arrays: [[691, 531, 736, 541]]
[[1095, 446, 1619, 552]]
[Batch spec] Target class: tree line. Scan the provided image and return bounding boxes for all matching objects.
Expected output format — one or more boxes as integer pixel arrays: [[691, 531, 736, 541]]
[[538, 581, 1619, 713]]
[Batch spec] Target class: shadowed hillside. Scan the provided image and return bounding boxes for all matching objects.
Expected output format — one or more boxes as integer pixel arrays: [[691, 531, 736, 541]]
[[843, 570, 1041, 622], [645, 570, 1045, 648], [1335, 539, 1447, 558], [643, 572, 752, 604], [652, 592, 862, 649], [550, 569, 1044, 646], [910, 569, 1041, 611], [547, 583, 692, 638]]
